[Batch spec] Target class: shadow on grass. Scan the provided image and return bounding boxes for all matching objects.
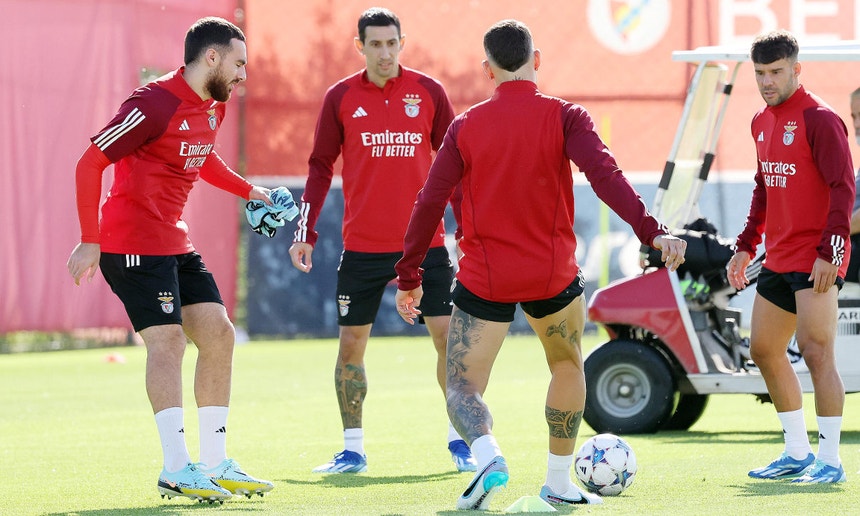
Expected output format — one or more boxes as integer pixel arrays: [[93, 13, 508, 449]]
[[729, 479, 847, 498], [435, 502, 580, 516], [278, 470, 461, 488], [646, 429, 860, 445], [42, 498, 270, 515], [649, 430, 784, 445]]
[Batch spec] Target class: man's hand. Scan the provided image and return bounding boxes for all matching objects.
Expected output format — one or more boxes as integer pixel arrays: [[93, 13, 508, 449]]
[[652, 234, 687, 272], [809, 257, 838, 293], [67, 243, 101, 286], [395, 286, 423, 325], [248, 185, 272, 204], [726, 251, 751, 290], [289, 242, 314, 273]]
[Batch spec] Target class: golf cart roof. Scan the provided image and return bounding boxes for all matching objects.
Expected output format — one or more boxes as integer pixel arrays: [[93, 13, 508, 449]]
[[672, 41, 860, 63]]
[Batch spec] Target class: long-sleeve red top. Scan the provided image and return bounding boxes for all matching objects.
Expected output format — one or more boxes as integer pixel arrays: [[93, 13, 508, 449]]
[[736, 85, 854, 275], [293, 66, 455, 252], [76, 67, 251, 255], [396, 81, 668, 303]]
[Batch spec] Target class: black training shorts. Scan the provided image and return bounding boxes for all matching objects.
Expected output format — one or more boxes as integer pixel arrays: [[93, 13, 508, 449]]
[[756, 266, 843, 314], [336, 246, 453, 326], [451, 272, 585, 323], [100, 252, 223, 332]]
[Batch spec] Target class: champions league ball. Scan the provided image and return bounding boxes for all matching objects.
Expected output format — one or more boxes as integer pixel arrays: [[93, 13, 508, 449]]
[[574, 433, 637, 496]]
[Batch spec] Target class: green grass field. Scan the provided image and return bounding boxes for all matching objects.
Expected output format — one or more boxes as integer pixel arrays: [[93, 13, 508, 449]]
[[1, 335, 858, 515]]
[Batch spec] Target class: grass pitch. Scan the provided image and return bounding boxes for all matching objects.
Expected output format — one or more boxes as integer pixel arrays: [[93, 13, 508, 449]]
[[1, 335, 858, 515]]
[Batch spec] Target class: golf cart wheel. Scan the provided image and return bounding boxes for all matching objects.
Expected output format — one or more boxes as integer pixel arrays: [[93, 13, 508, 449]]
[[583, 339, 676, 434], [662, 393, 709, 430]]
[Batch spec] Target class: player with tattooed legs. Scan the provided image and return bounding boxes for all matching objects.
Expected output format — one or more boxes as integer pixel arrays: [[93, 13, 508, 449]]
[[394, 19, 685, 510]]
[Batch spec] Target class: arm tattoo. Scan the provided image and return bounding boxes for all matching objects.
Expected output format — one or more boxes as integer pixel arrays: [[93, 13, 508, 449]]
[[335, 363, 367, 428], [545, 407, 583, 439]]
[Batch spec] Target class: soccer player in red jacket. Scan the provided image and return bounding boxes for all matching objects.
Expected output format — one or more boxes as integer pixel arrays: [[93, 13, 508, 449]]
[[288, 7, 476, 474], [394, 19, 686, 510], [67, 17, 273, 503], [728, 30, 853, 484]]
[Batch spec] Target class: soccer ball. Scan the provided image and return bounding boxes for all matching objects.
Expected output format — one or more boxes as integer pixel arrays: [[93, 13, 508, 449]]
[[574, 433, 637, 496]]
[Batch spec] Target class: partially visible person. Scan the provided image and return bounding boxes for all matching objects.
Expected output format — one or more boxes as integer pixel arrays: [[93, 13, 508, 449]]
[[727, 29, 853, 484], [394, 19, 686, 510], [288, 7, 476, 474], [67, 16, 274, 503], [844, 86, 860, 293]]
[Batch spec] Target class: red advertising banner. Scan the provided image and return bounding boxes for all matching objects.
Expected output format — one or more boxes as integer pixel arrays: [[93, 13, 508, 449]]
[[244, 0, 860, 176]]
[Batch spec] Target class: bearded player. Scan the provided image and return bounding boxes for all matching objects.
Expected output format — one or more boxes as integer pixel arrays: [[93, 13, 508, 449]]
[[67, 17, 274, 503]]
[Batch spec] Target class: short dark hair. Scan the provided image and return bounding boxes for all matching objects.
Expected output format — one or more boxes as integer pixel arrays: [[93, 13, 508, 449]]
[[357, 7, 401, 43], [184, 17, 245, 65], [750, 29, 798, 65], [483, 20, 532, 72]]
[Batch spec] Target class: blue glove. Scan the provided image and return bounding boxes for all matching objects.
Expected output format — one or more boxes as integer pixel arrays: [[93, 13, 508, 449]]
[[245, 186, 299, 238]]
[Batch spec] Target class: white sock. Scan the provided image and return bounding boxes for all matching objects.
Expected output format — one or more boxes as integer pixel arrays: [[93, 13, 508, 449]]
[[155, 407, 192, 473], [198, 406, 229, 469], [777, 409, 812, 459], [344, 428, 365, 456], [545, 452, 574, 494], [816, 416, 842, 467], [470, 434, 503, 470], [448, 422, 463, 444]]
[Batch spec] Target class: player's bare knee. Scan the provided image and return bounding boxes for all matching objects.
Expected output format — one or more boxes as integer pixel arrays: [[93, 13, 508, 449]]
[[795, 342, 835, 375], [200, 319, 235, 345], [547, 358, 581, 377], [336, 345, 365, 365], [141, 325, 187, 356]]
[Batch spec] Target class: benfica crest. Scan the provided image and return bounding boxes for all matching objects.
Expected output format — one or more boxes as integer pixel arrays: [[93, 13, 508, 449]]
[[403, 94, 421, 118], [783, 122, 797, 145], [158, 292, 175, 314], [338, 295, 351, 317], [208, 109, 217, 130]]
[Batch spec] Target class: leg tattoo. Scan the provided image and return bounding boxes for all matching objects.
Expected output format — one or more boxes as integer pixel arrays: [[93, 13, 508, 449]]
[[335, 363, 367, 428], [545, 407, 583, 439], [546, 320, 568, 339], [568, 329, 580, 348], [447, 310, 492, 443], [546, 319, 580, 349]]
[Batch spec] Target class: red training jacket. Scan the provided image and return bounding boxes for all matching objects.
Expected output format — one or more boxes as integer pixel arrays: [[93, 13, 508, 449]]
[[78, 67, 251, 255], [294, 66, 454, 253], [736, 85, 854, 275], [396, 80, 667, 303]]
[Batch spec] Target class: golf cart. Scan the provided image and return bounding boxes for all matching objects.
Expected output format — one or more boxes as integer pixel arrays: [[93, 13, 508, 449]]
[[583, 43, 860, 434]]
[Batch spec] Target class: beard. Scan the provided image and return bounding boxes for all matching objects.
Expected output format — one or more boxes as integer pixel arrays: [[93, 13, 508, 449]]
[[205, 66, 234, 102]]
